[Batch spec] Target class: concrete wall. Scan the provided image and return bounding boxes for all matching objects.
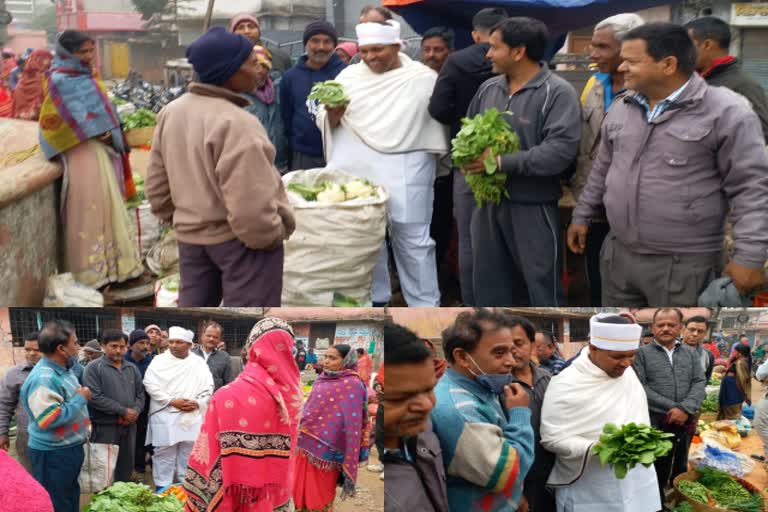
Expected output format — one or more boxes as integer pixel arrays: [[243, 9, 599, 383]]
[[82, 0, 136, 12]]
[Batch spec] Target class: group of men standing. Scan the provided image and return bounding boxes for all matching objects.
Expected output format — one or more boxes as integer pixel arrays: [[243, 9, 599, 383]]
[[0, 319, 236, 511], [383, 307, 712, 512]]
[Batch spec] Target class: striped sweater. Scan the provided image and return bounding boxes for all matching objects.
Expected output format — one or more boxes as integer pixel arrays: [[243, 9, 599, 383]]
[[431, 368, 535, 512], [20, 357, 90, 450]]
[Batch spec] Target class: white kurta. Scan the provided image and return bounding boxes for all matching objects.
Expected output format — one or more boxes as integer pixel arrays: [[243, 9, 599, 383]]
[[555, 456, 660, 512], [146, 407, 204, 447]]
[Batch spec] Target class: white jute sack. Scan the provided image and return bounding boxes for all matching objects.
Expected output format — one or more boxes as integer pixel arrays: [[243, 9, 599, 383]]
[[43, 273, 104, 307], [79, 441, 119, 494], [127, 201, 162, 260], [281, 168, 389, 306]]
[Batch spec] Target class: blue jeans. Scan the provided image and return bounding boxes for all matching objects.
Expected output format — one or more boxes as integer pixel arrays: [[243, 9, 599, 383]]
[[29, 444, 85, 512]]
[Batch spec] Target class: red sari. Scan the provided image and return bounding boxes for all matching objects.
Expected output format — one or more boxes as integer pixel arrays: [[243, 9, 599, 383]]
[[12, 50, 52, 120]]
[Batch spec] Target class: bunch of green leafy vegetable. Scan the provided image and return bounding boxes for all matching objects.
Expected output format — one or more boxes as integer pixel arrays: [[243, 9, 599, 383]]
[[287, 179, 375, 204], [592, 422, 674, 479], [709, 376, 721, 387], [308, 80, 349, 107], [671, 503, 694, 512], [701, 391, 719, 414], [451, 108, 520, 207], [696, 467, 763, 512], [83, 482, 183, 512], [125, 173, 145, 209], [678, 480, 710, 504], [124, 109, 158, 130]]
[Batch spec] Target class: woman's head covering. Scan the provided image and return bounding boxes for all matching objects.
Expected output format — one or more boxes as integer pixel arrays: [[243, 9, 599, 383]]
[[186, 26, 255, 85], [336, 41, 359, 59], [229, 13, 260, 34], [332, 343, 358, 370], [58, 30, 94, 55], [184, 319, 301, 510], [11, 49, 52, 121], [252, 45, 272, 70]]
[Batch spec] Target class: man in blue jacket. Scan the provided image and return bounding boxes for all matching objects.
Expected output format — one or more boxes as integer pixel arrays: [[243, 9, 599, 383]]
[[280, 20, 346, 171]]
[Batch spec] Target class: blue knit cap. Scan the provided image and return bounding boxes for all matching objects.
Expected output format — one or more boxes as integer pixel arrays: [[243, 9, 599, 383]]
[[186, 26, 254, 85]]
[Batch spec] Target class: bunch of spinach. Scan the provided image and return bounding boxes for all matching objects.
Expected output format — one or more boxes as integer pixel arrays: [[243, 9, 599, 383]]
[[83, 482, 183, 512], [124, 109, 158, 130], [592, 422, 674, 479], [308, 80, 349, 107], [701, 391, 719, 414], [451, 108, 520, 207], [678, 480, 710, 504]]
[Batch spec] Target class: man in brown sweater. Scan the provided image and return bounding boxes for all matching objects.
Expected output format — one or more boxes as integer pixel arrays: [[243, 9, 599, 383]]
[[146, 26, 295, 307]]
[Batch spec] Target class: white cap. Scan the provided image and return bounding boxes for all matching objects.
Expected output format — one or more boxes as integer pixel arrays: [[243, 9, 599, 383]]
[[356, 20, 402, 47], [589, 313, 642, 351], [168, 326, 194, 344]]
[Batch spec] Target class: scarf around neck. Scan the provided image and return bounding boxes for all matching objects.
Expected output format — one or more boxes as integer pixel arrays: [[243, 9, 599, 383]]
[[184, 322, 302, 512]]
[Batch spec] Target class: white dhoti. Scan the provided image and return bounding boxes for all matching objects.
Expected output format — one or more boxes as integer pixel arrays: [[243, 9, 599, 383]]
[[153, 441, 194, 488], [555, 455, 660, 512], [327, 125, 440, 306]]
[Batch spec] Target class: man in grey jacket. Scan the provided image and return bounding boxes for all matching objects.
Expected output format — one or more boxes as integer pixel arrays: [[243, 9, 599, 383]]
[[461, 17, 581, 306], [84, 329, 145, 483], [192, 321, 233, 392], [633, 308, 706, 505], [569, 23, 768, 306], [0, 331, 41, 471], [382, 322, 448, 512]]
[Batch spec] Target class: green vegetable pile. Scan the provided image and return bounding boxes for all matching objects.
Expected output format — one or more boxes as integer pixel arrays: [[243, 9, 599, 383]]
[[678, 479, 710, 504], [592, 422, 674, 479], [287, 179, 376, 204], [124, 109, 158, 130], [126, 173, 145, 209], [710, 376, 722, 387], [696, 467, 764, 512], [332, 292, 362, 307], [702, 391, 719, 414], [451, 108, 520, 208], [84, 482, 183, 512], [671, 503, 694, 512], [308, 80, 349, 107]]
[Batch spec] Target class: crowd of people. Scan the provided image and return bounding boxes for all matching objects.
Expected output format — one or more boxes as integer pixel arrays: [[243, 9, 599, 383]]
[[0, 318, 379, 512], [4, 6, 766, 308], [381, 307, 768, 512]]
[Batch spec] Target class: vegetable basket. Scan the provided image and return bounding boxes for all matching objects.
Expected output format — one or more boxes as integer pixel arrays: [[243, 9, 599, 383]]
[[673, 470, 765, 511], [125, 126, 155, 148]]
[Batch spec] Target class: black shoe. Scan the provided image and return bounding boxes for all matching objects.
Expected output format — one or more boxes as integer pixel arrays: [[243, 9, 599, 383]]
[[372, 302, 388, 307]]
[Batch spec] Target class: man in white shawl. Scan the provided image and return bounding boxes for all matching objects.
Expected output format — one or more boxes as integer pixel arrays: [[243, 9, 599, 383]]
[[540, 314, 661, 512], [143, 326, 213, 490], [316, 19, 450, 307]]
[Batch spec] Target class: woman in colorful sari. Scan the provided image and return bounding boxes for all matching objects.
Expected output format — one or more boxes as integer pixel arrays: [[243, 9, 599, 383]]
[[718, 344, 753, 420], [39, 30, 143, 288], [240, 46, 289, 173], [293, 344, 370, 512], [184, 318, 302, 512], [12, 49, 52, 120]]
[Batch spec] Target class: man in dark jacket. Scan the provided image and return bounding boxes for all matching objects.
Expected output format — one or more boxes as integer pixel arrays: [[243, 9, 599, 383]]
[[191, 321, 233, 391], [84, 329, 145, 483], [429, 7, 507, 306], [280, 20, 346, 171], [382, 322, 448, 512], [461, 17, 581, 306], [686, 16, 768, 142], [633, 308, 706, 505], [683, 315, 715, 384]]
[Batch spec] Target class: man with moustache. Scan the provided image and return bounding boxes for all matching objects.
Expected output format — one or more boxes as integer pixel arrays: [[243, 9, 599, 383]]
[[431, 309, 534, 512], [633, 308, 706, 504], [84, 329, 145, 483], [191, 321, 233, 391], [683, 316, 715, 385], [382, 322, 448, 512], [125, 329, 154, 476], [280, 20, 345, 171], [541, 314, 660, 511]]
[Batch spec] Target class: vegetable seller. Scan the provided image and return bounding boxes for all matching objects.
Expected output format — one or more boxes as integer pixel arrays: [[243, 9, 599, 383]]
[[39, 30, 144, 289], [145, 27, 295, 307], [316, 19, 450, 307], [461, 17, 582, 307], [185, 318, 301, 512], [718, 344, 752, 420], [568, 23, 768, 305], [541, 314, 660, 512], [430, 309, 534, 512], [143, 327, 213, 491], [632, 308, 706, 505]]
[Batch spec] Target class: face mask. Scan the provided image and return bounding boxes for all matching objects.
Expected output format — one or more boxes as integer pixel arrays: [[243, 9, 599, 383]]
[[66, 355, 78, 370], [467, 354, 513, 395]]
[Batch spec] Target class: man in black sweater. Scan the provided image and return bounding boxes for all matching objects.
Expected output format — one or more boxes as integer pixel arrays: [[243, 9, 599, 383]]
[[428, 7, 508, 306], [686, 16, 768, 142]]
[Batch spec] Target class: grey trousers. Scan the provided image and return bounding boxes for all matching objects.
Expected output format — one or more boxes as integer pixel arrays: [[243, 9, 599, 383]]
[[16, 428, 31, 473], [290, 152, 326, 172], [453, 169, 476, 305], [91, 422, 137, 483], [600, 233, 724, 306], [753, 398, 768, 456], [471, 201, 564, 306]]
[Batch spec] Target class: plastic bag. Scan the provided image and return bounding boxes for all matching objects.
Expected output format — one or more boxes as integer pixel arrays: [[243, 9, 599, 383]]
[[703, 420, 742, 449], [281, 168, 389, 306], [689, 438, 755, 477], [155, 274, 180, 307], [146, 229, 179, 276], [43, 273, 104, 307], [79, 441, 119, 494], [127, 202, 162, 260]]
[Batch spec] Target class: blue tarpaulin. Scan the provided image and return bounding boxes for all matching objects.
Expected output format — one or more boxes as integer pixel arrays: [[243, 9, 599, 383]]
[[384, 0, 681, 52]]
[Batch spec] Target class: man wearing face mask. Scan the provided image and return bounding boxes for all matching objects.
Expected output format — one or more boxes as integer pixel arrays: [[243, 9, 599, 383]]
[[431, 308, 534, 512], [541, 314, 660, 512], [20, 320, 93, 512]]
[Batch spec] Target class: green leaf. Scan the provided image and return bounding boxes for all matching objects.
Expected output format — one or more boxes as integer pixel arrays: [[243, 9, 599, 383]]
[[614, 463, 628, 479], [483, 151, 497, 175], [639, 451, 656, 465]]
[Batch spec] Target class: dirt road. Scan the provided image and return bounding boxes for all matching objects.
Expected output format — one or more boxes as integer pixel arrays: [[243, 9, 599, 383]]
[[336, 450, 384, 512]]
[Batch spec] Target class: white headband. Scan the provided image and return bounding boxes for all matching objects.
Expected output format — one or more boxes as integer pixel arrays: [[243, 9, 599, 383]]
[[589, 313, 641, 351], [356, 20, 402, 47], [168, 326, 194, 344]]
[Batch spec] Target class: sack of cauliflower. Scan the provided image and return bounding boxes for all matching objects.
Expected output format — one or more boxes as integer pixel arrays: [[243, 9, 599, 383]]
[[281, 168, 389, 306]]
